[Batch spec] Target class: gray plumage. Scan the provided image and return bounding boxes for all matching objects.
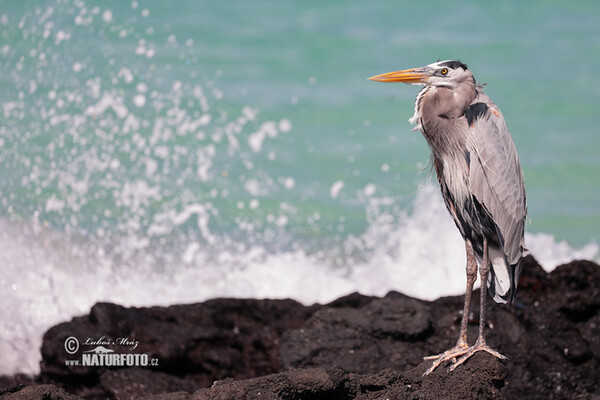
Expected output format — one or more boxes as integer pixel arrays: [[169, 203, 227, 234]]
[[369, 60, 527, 373], [415, 67, 526, 304]]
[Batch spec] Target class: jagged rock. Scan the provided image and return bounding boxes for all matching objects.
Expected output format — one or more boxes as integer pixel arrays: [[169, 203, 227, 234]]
[[40, 298, 316, 389], [190, 354, 507, 400], [1, 256, 599, 399], [279, 293, 433, 373]]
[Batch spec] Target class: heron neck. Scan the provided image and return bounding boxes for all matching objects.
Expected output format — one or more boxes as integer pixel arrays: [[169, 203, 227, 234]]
[[417, 82, 476, 165]]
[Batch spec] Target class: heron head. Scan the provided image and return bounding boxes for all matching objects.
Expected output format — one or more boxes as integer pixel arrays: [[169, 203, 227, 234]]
[[369, 60, 473, 89]]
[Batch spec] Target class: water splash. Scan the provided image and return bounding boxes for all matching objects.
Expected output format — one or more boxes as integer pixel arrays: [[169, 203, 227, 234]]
[[1, 0, 598, 376], [2, 184, 597, 375], [1, 0, 298, 268]]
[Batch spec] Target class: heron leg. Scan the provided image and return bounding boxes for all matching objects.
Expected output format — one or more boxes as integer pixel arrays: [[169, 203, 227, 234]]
[[449, 238, 507, 372], [423, 240, 478, 375]]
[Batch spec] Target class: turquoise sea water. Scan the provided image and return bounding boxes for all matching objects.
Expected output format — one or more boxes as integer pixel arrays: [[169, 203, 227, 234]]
[[1, 0, 599, 374]]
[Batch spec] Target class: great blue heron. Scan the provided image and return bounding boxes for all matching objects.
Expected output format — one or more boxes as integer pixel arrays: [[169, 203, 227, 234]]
[[369, 60, 527, 374]]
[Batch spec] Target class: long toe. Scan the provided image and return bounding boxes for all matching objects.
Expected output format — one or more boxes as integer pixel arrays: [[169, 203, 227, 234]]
[[449, 341, 507, 372], [423, 344, 470, 375]]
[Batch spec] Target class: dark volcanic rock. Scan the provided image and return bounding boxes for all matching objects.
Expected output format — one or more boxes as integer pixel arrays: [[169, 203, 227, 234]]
[[40, 298, 316, 392], [1, 357, 507, 400], [279, 294, 433, 373], [279, 257, 600, 399], [191, 353, 507, 400], [0, 384, 82, 399], [501, 258, 600, 399], [1, 256, 599, 399], [99, 368, 197, 400]]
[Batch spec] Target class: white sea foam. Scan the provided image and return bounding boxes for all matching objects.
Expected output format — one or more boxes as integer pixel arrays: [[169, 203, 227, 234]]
[[1, 187, 597, 375], [330, 180, 345, 199], [525, 232, 599, 272], [101, 9, 112, 23], [248, 121, 280, 153], [3, 2, 599, 377]]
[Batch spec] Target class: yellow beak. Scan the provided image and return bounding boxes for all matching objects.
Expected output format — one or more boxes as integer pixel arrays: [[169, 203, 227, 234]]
[[368, 68, 430, 84]]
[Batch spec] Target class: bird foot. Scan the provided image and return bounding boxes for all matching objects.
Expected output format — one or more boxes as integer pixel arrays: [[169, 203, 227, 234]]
[[423, 339, 506, 376], [449, 340, 507, 372], [423, 343, 470, 376]]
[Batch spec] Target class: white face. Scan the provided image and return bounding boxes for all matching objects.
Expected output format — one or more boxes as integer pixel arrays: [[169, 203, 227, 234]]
[[423, 60, 472, 88]]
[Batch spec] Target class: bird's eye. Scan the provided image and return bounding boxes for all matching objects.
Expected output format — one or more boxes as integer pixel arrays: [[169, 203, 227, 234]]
[[441, 68, 448, 75]]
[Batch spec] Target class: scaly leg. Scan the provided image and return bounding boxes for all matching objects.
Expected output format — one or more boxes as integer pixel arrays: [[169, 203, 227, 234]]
[[449, 237, 507, 372], [423, 240, 478, 375]]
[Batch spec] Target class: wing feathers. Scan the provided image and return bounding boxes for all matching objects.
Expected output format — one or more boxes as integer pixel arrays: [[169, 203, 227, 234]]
[[467, 93, 527, 303], [468, 94, 527, 265]]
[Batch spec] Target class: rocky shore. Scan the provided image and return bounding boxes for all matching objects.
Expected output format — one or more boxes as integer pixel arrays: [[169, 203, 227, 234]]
[[1, 256, 599, 399]]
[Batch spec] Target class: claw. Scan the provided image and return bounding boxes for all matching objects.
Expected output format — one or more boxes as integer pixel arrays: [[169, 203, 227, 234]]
[[424, 340, 506, 375], [422, 343, 470, 375], [448, 340, 507, 372]]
